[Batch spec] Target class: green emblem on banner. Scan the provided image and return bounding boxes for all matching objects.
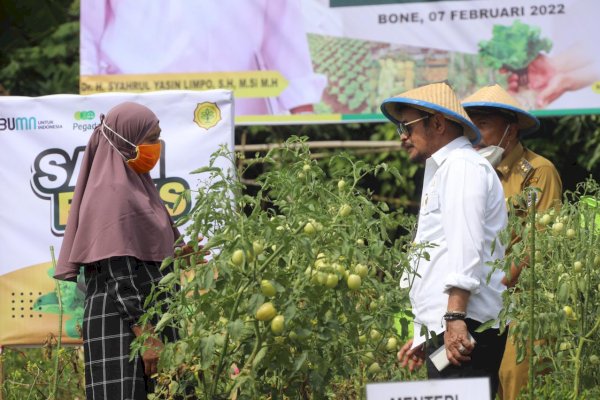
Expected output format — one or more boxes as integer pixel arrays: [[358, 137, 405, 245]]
[[194, 102, 222, 130]]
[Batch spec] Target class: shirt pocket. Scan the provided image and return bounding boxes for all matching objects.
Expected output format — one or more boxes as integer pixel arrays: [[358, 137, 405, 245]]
[[420, 191, 440, 215]]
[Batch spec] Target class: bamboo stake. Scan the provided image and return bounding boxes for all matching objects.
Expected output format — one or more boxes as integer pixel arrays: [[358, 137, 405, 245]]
[[234, 140, 403, 153], [0, 346, 4, 400]]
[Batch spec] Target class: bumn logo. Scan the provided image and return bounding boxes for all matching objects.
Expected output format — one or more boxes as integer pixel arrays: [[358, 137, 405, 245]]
[[0, 116, 37, 131]]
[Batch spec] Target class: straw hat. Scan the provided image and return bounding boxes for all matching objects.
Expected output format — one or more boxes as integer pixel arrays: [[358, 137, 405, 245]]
[[380, 81, 480, 145], [462, 84, 540, 135]]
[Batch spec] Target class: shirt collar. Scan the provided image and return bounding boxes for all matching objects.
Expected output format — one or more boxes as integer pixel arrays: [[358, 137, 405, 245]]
[[496, 141, 525, 178], [429, 136, 471, 168]]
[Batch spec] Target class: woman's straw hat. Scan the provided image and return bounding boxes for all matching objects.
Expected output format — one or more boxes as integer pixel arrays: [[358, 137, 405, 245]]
[[380, 81, 480, 145], [462, 84, 540, 135]]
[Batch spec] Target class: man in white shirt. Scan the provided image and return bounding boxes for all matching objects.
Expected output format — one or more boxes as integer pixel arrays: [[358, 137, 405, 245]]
[[381, 82, 508, 397]]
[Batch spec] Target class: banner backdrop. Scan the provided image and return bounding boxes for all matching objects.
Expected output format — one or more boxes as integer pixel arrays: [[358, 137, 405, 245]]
[[79, 0, 600, 124], [0, 90, 234, 346]]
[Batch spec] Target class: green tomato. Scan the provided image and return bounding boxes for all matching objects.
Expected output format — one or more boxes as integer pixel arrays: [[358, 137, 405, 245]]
[[297, 172, 305, 179], [347, 274, 362, 290], [573, 261, 584, 273], [355, 263, 369, 279], [337, 179, 346, 190], [339, 204, 352, 217], [271, 315, 285, 335], [361, 351, 375, 363], [260, 280, 277, 297], [333, 262, 346, 275], [370, 329, 382, 341], [302, 163, 311, 172], [559, 342, 572, 351], [552, 222, 564, 233], [356, 238, 365, 246], [304, 222, 316, 235], [563, 305, 574, 318], [590, 355, 600, 365], [317, 272, 328, 285], [539, 214, 552, 226], [252, 240, 264, 256], [566, 228, 576, 239], [231, 249, 244, 266], [367, 362, 381, 375], [359, 334, 367, 344], [325, 273, 339, 288], [256, 302, 277, 321], [594, 256, 600, 267], [385, 337, 398, 352]]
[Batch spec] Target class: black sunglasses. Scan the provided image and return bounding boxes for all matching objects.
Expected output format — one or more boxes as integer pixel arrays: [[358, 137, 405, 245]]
[[396, 115, 429, 137]]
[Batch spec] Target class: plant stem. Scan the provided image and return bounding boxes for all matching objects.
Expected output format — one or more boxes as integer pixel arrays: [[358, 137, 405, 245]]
[[210, 282, 249, 397], [49, 246, 63, 400], [528, 192, 537, 399]]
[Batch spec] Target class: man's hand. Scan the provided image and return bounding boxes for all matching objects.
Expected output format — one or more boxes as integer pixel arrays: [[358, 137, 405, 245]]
[[397, 338, 425, 372], [444, 319, 475, 366], [132, 324, 164, 377]]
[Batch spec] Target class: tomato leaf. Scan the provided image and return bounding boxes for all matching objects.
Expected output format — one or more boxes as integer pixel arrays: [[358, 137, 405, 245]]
[[474, 319, 496, 333]]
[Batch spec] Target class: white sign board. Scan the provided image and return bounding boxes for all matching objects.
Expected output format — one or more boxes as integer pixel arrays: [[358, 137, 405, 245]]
[[366, 377, 490, 400]]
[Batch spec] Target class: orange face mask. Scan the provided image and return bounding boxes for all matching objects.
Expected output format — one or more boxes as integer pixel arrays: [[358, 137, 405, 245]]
[[127, 142, 161, 174], [102, 122, 162, 174]]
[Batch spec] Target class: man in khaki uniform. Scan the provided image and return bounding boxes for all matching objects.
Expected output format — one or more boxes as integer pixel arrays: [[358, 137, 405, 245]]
[[463, 84, 562, 400]]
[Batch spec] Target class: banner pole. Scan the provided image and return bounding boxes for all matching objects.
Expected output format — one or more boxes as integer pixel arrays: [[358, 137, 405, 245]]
[[49, 247, 63, 400]]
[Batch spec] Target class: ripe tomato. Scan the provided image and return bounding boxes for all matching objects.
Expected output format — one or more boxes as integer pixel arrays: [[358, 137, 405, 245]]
[[256, 302, 277, 321], [271, 315, 285, 335], [347, 274, 362, 290]]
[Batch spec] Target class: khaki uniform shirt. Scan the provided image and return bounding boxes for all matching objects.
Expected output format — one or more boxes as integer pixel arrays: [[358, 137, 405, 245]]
[[496, 142, 562, 212]]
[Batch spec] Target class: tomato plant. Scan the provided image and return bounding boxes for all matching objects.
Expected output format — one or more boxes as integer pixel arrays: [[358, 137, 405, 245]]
[[137, 137, 418, 399], [497, 179, 600, 399]]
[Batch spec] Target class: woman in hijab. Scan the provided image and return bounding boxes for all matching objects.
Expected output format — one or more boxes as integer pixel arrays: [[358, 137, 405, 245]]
[[56, 101, 180, 399]]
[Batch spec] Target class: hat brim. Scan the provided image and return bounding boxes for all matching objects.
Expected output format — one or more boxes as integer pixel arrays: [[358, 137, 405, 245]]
[[381, 97, 481, 145], [462, 101, 540, 136]]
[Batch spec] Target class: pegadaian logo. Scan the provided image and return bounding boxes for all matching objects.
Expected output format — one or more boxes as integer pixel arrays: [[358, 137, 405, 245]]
[[193, 102, 221, 130], [0, 116, 37, 131], [74, 111, 96, 120]]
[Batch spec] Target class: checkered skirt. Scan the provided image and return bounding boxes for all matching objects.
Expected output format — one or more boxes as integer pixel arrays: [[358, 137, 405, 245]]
[[83, 256, 178, 400]]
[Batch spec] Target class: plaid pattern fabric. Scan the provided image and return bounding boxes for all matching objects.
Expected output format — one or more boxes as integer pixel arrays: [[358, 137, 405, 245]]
[[83, 256, 177, 400]]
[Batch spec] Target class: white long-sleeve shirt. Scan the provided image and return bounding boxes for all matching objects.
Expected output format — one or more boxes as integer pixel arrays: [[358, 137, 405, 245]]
[[408, 136, 507, 348]]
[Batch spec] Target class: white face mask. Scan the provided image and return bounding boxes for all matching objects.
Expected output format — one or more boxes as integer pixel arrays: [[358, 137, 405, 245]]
[[477, 124, 510, 167]]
